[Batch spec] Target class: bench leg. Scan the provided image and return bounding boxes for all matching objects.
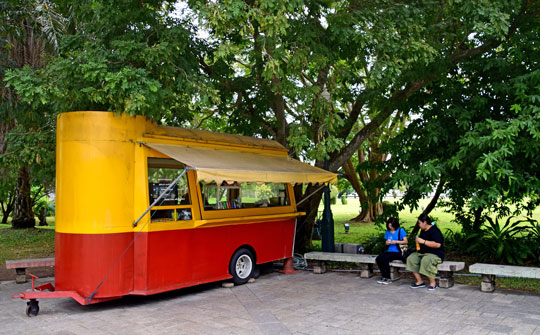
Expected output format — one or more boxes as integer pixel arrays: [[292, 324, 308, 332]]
[[313, 261, 327, 274], [480, 274, 496, 292], [15, 268, 27, 284], [438, 271, 454, 288], [389, 266, 401, 281], [359, 264, 373, 278]]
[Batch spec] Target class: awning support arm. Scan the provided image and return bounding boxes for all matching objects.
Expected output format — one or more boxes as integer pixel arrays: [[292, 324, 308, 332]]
[[295, 184, 326, 207], [132, 167, 193, 227]]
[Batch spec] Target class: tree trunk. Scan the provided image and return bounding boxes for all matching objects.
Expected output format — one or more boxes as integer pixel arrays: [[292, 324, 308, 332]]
[[294, 184, 324, 254], [1, 194, 15, 224], [342, 145, 385, 223], [38, 206, 48, 226], [472, 206, 484, 232], [350, 200, 383, 223], [11, 166, 35, 229], [410, 176, 445, 237]]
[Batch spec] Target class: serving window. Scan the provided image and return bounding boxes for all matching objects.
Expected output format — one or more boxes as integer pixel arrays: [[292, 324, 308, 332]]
[[200, 181, 290, 211], [148, 158, 192, 222]]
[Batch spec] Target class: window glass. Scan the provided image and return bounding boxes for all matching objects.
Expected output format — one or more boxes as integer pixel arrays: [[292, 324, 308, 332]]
[[200, 181, 289, 210], [147, 158, 191, 222], [148, 158, 190, 206]]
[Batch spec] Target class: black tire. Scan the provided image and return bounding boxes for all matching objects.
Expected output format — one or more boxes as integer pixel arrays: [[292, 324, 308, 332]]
[[26, 300, 39, 317], [229, 248, 255, 285]]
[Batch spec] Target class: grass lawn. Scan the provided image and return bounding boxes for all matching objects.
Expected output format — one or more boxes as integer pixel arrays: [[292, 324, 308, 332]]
[[0, 218, 55, 265], [317, 197, 540, 244]]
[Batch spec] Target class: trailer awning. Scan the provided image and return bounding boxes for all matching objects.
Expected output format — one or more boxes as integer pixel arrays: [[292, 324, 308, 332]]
[[144, 142, 337, 185]]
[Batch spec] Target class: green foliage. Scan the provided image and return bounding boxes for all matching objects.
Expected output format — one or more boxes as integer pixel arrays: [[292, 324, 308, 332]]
[[443, 229, 472, 256], [330, 185, 338, 205], [337, 176, 353, 196], [359, 231, 386, 255], [525, 221, 540, 262], [384, 11, 540, 221], [1, 0, 62, 226], [5, 1, 213, 122], [374, 201, 399, 228], [340, 195, 348, 205], [32, 186, 52, 214], [466, 216, 534, 265], [2, 123, 55, 183], [255, 184, 273, 201]]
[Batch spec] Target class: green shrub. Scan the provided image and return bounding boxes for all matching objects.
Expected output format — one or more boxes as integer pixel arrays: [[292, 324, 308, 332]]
[[466, 216, 533, 265], [340, 195, 348, 205], [360, 231, 386, 254], [330, 185, 338, 205], [525, 220, 540, 263], [443, 229, 474, 255]]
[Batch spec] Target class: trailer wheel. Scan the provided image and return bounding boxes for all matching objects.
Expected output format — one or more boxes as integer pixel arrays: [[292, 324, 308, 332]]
[[229, 248, 254, 285], [26, 300, 39, 317]]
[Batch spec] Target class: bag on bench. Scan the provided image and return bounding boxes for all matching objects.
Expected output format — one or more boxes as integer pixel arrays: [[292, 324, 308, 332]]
[[398, 228, 413, 262]]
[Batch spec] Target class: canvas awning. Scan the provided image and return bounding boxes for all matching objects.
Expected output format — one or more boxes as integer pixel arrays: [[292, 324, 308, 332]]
[[144, 142, 337, 185]]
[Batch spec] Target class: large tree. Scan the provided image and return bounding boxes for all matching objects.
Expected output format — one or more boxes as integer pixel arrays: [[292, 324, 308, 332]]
[[7, 0, 211, 119], [187, 0, 538, 251], [384, 10, 540, 233], [0, 0, 64, 228], [341, 111, 405, 223]]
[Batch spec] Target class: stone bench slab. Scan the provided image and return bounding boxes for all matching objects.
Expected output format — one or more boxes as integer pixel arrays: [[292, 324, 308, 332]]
[[5, 257, 55, 284], [469, 263, 540, 293], [469, 263, 540, 279], [304, 252, 377, 264], [5, 258, 55, 269]]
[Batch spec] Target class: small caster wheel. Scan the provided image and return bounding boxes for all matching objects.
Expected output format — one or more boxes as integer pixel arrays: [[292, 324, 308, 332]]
[[26, 300, 39, 317]]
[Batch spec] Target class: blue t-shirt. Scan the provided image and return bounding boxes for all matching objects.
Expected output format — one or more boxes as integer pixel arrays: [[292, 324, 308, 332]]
[[384, 227, 407, 253]]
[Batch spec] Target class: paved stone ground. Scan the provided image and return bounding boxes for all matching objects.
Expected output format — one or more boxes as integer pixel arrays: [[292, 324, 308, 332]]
[[1, 271, 540, 335]]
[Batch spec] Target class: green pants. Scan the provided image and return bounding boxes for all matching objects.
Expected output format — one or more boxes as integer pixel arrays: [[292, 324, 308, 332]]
[[406, 252, 442, 278]]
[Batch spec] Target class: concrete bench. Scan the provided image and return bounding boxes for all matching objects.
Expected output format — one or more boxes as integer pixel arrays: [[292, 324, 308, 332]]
[[5, 258, 55, 283], [304, 252, 464, 288], [469, 263, 540, 292], [389, 260, 465, 288], [304, 252, 377, 278]]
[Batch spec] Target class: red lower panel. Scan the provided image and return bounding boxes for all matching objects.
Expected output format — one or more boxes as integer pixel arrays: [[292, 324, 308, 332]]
[[135, 219, 295, 293], [56, 219, 295, 300], [55, 232, 134, 299]]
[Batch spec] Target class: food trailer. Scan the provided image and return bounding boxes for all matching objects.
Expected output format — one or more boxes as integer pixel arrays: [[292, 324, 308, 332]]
[[14, 111, 336, 316]]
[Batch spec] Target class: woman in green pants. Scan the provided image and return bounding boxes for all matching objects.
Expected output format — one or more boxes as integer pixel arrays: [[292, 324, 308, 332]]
[[406, 214, 444, 291]]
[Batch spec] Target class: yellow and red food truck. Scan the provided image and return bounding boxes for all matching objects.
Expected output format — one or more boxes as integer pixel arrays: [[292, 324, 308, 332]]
[[14, 111, 336, 316]]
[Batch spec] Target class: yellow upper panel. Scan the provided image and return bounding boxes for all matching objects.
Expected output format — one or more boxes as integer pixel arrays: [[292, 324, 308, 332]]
[[56, 112, 144, 234]]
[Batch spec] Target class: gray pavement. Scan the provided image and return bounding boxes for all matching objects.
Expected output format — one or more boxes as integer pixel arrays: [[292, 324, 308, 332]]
[[1, 271, 540, 335]]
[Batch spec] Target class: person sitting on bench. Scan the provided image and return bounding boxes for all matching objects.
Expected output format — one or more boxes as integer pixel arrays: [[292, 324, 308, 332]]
[[406, 214, 444, 291], [375, 217, 407, 285]]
